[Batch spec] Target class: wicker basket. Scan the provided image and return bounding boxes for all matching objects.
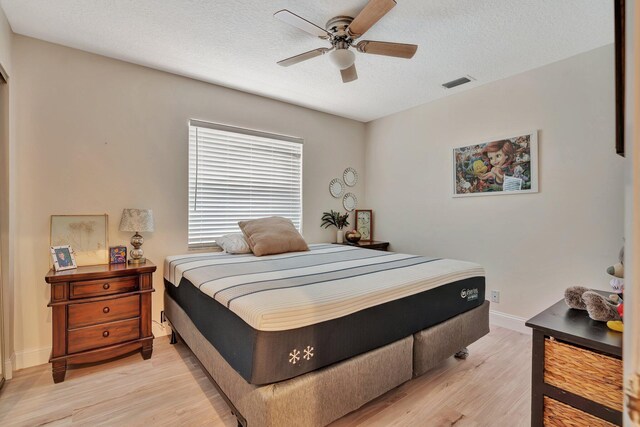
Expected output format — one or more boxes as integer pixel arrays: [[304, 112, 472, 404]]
[[544, 396, 616, 426], [544, 338, 622, 411]]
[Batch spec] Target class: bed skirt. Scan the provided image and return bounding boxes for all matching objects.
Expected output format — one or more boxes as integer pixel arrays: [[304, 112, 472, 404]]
[[164, 293, 490, 427]]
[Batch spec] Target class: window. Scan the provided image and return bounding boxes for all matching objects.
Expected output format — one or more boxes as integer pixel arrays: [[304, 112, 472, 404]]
[[188, 120, 303, 248]]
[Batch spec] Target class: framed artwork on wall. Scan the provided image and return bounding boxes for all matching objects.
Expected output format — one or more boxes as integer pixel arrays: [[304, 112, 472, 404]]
[[355, 209, 373, 241], [50, 214, 109, 266], [453, 131, 539, 197]]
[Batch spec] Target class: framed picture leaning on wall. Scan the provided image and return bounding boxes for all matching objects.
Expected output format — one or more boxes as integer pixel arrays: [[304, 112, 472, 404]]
[[50, 214, 109, 266], [355, 210, 373, 241], [453, 130, 538, 197]]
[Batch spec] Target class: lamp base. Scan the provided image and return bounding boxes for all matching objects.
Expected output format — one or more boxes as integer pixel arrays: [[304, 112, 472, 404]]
[[128, 232, 146, 265]]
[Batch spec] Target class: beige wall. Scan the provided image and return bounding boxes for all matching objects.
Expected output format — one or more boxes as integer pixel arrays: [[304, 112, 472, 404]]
[[0, 5, 14, 378], [365, 45, 624, 324], [12, 35, 366, 367], [7, 34, 625, 368], [0, 7, 10, 75]]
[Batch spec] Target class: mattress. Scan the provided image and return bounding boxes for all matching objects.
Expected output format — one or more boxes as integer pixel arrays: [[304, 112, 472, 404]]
[[164, 244, 485, 384]]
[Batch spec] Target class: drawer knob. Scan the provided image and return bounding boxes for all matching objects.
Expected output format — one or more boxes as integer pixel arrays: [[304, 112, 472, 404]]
[[102, 331, 110, 338], [103, 283, 110, 290], [102, 307, 110, 314]]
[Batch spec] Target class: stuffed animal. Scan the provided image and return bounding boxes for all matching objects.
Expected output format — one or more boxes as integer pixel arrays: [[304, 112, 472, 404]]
[[607, 263, 624, 278], [564, 285, 589, 310], [604, 245, 625, 332], [564, 286, 621, 322], [564, 245, 626, 330], [582, 291, 621, 322]]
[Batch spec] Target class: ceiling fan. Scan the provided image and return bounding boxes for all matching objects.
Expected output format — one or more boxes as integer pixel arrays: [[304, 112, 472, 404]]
[[274, 0, 418, 83]]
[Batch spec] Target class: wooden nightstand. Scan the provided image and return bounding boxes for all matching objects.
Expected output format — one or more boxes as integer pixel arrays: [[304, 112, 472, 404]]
[[335, 240, 390, 251], [44, 261, 157, 383], [526, 294, 623, 426]]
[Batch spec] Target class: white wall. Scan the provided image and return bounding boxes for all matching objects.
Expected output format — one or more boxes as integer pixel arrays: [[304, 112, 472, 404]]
[[365, 45, 625, 322], [12, 35, 366, 368]]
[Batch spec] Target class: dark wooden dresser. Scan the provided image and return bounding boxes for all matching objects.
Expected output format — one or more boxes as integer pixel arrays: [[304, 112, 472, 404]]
[[526, 296, 623, 426], [335, 240, 390, 251], [45, 261, 156, 383]]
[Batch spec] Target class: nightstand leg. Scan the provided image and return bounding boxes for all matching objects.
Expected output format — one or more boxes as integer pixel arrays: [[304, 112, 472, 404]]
[[531, 329, 545, 427], [141, 341, 153, 360], [52, 360, 66, 383]]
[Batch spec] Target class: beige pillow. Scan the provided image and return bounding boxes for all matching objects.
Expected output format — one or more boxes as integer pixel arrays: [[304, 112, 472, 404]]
[[238, 216, 309, 257]]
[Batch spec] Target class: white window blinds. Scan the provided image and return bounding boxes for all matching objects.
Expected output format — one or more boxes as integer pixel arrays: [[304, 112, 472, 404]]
[[188, 120, 303, 248]]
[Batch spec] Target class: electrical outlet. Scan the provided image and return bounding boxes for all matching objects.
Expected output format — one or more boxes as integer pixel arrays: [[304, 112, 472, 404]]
[[160, 310, 166, 323], [490, 290, 500, 303]]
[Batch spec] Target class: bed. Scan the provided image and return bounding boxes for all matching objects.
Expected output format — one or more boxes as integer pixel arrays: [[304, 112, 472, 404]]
[[163, 243, 490, 426]]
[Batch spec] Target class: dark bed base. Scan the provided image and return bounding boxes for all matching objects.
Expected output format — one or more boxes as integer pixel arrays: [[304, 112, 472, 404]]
[[165, 275, 485, 385], [171, 326, 470, 427], [164, 292, 490, 427]]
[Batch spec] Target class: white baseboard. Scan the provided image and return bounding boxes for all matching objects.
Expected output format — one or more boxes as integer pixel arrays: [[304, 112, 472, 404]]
[[490, 310, 531, 335], [4, 352, 15, 379], [15, 346, 50, 370], [153, 321, 170, 337], [13, 327, 170, 371], [10, 312, 526, 370]]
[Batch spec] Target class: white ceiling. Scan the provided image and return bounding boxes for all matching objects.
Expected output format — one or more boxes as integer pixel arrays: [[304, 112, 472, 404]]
[[0, 0, 613, 122]]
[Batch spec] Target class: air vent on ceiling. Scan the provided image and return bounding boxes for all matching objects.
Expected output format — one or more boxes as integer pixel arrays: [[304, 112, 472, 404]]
[[442, 76, 474, 89]]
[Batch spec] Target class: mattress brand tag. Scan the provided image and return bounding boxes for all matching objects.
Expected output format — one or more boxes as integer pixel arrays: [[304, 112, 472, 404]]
[[461, 288, 478, 301]]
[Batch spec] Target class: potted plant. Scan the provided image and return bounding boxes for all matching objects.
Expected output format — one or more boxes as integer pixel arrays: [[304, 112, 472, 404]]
[[321, 210, 350, 243]]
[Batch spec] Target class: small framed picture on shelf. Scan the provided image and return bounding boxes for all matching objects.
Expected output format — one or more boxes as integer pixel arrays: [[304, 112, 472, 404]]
[[355, 210, 373, 241], [51, 245, 77, 272], [109, 245, 127, 264]]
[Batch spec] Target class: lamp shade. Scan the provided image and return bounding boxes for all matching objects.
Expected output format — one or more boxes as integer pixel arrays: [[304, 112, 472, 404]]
[[119, 209, 155, 232]]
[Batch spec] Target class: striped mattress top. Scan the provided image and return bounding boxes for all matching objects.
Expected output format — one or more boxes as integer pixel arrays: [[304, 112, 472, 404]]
[[164, 244, 485, 331]]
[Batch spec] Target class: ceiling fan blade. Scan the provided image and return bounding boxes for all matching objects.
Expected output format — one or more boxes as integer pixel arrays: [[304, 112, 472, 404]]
[[277, 48, 330, 67], [356, 40, 418, 58], [347, 0, 397, 38], [340, 64, 358, 83], [274, 9, 330, 39]]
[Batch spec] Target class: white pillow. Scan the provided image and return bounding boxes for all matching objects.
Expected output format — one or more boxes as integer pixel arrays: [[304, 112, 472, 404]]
[[215, 233, 252, 254]]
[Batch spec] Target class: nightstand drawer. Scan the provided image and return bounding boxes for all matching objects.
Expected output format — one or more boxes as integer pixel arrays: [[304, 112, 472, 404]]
[[544, 338, 623, 411], [544, 396, 616, 427], [68, 318, 140, 354], [68, 295, 140, 329], [70, 276, 138, 299]]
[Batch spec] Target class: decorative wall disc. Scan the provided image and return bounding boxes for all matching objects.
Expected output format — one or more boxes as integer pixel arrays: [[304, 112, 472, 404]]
[[329, 178, 345, 198], [343, 167, 358, 187], [343, 192, 358, 211]]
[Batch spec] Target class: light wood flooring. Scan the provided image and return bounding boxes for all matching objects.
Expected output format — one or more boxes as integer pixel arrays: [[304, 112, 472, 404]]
[[0, 326, 531, 426]]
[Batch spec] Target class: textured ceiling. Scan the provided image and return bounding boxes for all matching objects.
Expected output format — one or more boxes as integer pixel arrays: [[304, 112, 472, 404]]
[[0, 0, 613, 122]]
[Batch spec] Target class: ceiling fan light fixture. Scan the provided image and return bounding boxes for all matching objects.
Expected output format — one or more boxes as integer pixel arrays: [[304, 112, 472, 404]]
[[329, 49, 356, 70]]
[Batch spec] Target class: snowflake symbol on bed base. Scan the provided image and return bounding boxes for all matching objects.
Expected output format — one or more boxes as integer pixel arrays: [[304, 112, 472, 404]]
[[303, 346, 314, 361], [289, 349, 300, 364], [288, 346, 315, 364]]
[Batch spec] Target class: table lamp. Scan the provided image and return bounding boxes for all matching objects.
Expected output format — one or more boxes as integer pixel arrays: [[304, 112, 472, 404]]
[[119, 209, 155, 264]]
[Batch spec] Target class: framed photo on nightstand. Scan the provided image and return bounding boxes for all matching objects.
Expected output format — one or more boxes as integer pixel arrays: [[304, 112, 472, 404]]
[[50, 245, 77, 272], [355, 210, 373, 242], [109, 245, 127, 264]]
